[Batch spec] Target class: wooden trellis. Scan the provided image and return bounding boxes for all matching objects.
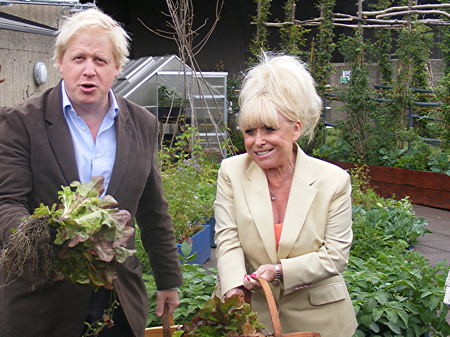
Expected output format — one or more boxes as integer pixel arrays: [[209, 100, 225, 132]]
[[252, 1, 450, 29]]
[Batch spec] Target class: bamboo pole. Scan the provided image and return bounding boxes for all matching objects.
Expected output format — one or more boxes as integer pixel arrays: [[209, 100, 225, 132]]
[[362, 3, 450, 16]]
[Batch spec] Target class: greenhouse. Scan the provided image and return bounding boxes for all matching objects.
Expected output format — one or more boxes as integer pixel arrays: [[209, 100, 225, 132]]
[[113, 55, 228, 152]]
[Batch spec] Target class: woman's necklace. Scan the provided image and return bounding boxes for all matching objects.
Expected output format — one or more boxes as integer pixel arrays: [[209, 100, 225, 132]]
[[270, 194, 276, 201]]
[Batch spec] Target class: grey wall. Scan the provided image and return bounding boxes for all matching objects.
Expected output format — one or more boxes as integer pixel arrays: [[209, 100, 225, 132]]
[[0, 4, 65, 107], [325, 60, 445, 124]]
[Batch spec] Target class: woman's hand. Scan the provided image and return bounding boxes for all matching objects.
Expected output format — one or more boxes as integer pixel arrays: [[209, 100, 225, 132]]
[[243, 264, 282, 291], [225, 287, 245, 301]]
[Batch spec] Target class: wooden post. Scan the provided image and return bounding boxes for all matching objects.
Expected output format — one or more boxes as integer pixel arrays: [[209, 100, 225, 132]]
[[256, 0, 262, 41], [357, 0, 364, 66], [291, 0, 296, 23]]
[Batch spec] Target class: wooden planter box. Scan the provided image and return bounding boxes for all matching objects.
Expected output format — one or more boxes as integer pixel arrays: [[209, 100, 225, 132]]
[[330, 161, 450, 210], [177, 224, 212, 265]]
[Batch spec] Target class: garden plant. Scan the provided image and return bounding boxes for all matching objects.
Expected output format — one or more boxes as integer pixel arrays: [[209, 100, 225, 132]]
[[158, 126, 218, 243], [136, 155, 449, 336], [346, 167, 449, 337]]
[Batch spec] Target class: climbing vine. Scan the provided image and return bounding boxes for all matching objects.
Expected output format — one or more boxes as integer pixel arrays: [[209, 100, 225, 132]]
[[437, 0, 450, 151], [368, 0, 394, 84], [248, 0, 272, 65], [309, 0, 335, 96], [279, 0, 309, 60], [336, 27, 382, 162], [299, 0, 335, 154], [392, 21, 434, 133]]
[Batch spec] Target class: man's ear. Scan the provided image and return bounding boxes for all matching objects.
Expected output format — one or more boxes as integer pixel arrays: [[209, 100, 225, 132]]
[[114, 63, 121, 77]]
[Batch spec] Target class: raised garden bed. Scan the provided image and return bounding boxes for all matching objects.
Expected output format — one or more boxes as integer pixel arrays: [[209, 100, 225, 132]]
[[330, 161, 450, 210]]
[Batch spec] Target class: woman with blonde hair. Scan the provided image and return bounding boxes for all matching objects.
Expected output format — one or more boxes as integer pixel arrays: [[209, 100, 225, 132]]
[[214, 53, 357, 337]]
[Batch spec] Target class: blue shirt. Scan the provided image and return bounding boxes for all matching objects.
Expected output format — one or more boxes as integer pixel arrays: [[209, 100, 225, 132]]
[[61, 81, 118, 195]]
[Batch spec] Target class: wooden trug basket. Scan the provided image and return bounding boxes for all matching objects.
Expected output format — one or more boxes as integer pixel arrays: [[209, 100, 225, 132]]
[[144, 277, 321, 337]]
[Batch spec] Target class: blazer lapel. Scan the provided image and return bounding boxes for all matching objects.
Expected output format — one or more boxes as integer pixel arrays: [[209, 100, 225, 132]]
[[243, 160, 279, 263], [106, 98, 132, 196], [278, 147, 318, 259], [44, 82, 79, 185]]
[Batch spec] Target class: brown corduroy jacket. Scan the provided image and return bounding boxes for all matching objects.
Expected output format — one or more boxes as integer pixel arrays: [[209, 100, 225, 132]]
[[0, 82, 182, 337]]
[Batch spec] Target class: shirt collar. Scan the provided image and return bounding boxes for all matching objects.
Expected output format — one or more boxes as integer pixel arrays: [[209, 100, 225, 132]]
[[61, 80, 119, 118]]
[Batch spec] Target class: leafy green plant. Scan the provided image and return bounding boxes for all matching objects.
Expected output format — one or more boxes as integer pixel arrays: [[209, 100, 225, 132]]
[[307, 0, 336, 153], [312, 127, 353, 162], [349, 165, 429, 260], [248, 0, 272, 65], [310, 0, 336, 95], [351, 204, 429, 260], [346, 167, 449, 336], [279, 0, 309, 60], [428, 152, 450, 175], [310, 3, 449, 174], [180, 295, 264, 337], [345, 252, 450, 337], [347, 165, 385, 209], [226, 74, 245, 154], [315, 121, 449, 174], [159, 126, 218, 242], [144, 262, 217, 327], [158, 85, 184, 107]]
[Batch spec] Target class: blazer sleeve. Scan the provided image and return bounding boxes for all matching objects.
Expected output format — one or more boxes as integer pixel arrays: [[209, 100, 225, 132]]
[[135, 118, 182, 290], [282, 172, 353, 295], [0, 108, 33, 246], [214, 161, 247, 297]]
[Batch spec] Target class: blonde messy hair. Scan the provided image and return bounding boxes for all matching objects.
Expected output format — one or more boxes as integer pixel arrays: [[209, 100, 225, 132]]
[[54, 8, 130, 71], [238, 52, 322, 141]]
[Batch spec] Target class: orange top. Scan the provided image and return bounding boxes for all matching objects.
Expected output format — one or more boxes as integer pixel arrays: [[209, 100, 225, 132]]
[[274, 223, 283, 251]]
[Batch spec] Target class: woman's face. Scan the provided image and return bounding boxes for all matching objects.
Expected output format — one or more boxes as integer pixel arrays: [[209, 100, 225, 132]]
[[243, 113, 301, 171]]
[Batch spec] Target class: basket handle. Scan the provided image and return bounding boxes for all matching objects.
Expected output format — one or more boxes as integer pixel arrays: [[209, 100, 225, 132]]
[[256, 277, 283, 337], [162, 303, 173, 337]]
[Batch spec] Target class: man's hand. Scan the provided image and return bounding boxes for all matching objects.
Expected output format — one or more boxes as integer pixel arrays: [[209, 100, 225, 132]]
[[155, 289, 180, 317]]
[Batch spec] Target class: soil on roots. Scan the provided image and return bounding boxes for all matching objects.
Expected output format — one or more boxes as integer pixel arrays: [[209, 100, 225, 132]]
[[0, 215, 56, 288]]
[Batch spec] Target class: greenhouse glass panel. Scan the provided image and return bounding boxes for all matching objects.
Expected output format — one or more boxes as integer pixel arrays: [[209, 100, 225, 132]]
[[113, 55, 228, 153]]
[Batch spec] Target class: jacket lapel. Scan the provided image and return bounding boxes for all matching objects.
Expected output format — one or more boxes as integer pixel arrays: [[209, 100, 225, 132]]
[[44, 82, 79, 185], [243, 160, 279, 263], [278, 148, 318, 259], [106, 97, 132, 196]]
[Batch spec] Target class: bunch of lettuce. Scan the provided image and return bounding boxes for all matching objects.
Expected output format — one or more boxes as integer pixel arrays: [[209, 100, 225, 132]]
[[180, 295, 265, 337], [31, 176, 135, 289]]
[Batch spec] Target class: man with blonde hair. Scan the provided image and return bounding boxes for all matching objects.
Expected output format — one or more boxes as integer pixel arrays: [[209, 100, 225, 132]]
[[0, 8, 182, 337]]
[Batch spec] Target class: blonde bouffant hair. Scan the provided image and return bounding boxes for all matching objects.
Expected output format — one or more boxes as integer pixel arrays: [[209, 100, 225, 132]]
[[238, 52, 322, 141], [54, 8, 130, 70]]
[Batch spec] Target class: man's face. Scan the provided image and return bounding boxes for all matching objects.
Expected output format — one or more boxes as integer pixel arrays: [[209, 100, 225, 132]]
[[59, 29, 120, 114]]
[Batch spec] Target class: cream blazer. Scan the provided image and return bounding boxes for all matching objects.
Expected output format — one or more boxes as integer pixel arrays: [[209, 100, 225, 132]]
[[214, 146, 357, 337]]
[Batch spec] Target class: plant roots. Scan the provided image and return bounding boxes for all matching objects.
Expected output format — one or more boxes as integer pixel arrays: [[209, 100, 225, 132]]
[[0, 215, 56, 288]]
